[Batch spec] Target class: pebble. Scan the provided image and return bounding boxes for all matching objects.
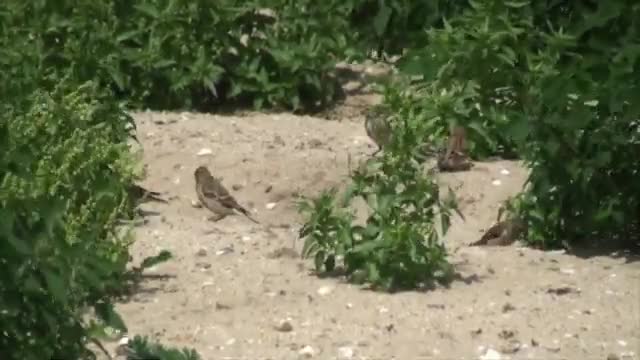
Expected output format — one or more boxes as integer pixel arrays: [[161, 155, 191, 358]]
[[195, 248, 208, 257], [299, 345, 315, 358], [479, 348, 502, 360], [274, 320, 293, 332], [317, 286, 333, 296], [560, 268, 575, 275], [197, 148, 213, 156], [500, 168, 510, 175], [492, 179, 502, 186], [337, 346, 354, 359], [216, 246, 234, 256], [617, 340, 627, 347], [266, 202, 278, 210]]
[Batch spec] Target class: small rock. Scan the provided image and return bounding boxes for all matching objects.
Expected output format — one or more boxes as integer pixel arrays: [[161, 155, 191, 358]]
[[267, 247, 299, 259], [317, 286, 333, 296], [491, 179, 502, 186], [308, 138, 323, 148], [215, 302, 232, 310], [337, 346, 354, 359], [617, 340, 627, 347], [502, 303, 516, 313], [299, 345, 315, 358], [500, 339, 522, 354], [197, 148, 213, 156], [191, 199, 202, 208], [479, 348, 502, 360], [265, 185, 273, 193], [232, 183, 243, 191], [500, 168, 510, 175], [498, 329, 515, 340], [531, 339, 539, 347], [471, 328, 483, 337], [274, 320, 293, 332], [266, 202, 278, 210], [560, 268, 575, 275], [195, 262, 211, 269], [547, 286, 580, 295], [241, 235, 251, 242], [607, 353, 621, 360], [216, 246, 234, 256], [195, 248, 208, 257], [273, 135, 286, 146], [378, 306, 389, 314]]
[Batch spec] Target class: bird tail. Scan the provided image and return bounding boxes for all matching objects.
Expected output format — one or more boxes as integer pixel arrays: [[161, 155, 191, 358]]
[[237, 207, 260, 224], [145, 191, 169, 204]]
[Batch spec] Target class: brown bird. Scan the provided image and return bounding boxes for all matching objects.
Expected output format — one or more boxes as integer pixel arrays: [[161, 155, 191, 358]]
[[470, 219, 525, 246], [438, 125, 473, 172], [128, 184, 168, 204], [194, 166, 259, 224], [470, 206, 526, 246], [364, 106, 393, 155]]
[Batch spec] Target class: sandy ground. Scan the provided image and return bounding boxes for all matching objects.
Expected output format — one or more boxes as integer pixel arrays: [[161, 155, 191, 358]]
[[104, 92, 640, 360]]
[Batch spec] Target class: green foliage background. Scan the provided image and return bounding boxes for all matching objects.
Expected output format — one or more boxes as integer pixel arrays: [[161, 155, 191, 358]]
[[1, 0, 638, 358]]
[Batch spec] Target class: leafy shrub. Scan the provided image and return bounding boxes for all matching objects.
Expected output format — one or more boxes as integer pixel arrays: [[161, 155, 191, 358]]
[[123, 335, 202, 360], [386, 0, 640, 247], [0, 0, 355, 112], [299, 105, 459, 291], [0, 80, 140, 359], [349, 0, 468, 60]]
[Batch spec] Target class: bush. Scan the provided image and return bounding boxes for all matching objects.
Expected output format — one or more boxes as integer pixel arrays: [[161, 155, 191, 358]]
[[0, 80, 140, 359], [0, 0, 355, 112], [298, 102, 460, 291], [386, 0, 640, 247]]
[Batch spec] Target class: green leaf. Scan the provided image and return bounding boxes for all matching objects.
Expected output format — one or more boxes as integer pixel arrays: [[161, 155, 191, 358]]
[[373, 2, 392, 37], [314, 250, 326, 271], [43, 268, 68, 306], [94, 302, 128, 333], [135, 3, 161, 18], [366, 262, 380, 283]]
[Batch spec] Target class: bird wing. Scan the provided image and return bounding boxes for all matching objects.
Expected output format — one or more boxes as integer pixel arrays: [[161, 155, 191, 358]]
[[201, 177, 244, 210]]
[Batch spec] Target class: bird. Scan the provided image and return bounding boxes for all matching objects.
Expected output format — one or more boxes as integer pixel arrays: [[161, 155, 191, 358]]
[[194, 165, 259, 224], [127, 184, 169, 204], [469, 219, 525, 246], [364, 107, 393, 155], [469, 205, 526, 246]]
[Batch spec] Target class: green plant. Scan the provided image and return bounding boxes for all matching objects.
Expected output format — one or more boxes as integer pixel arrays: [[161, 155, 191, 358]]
[[124, 335, 202, 360], [386, 0, 640, 248], [0, 79, 167, 359], [299, 110, 460, 291], [0, 0, 356, 113]]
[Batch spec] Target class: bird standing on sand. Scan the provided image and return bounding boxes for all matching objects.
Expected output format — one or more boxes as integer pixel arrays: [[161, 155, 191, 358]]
[[364, 107, 393, 155], [194, 166, 259, 224], [128, 184, 169, 204]]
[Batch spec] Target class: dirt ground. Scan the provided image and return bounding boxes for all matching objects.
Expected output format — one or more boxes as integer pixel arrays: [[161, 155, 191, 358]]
[[106, 90, 640, 360]]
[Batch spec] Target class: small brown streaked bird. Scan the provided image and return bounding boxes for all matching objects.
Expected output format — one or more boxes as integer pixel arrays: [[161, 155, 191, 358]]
[[438, 125, 473, 172], [128, 184, 169, 204], [194, 166, 259, 224], [364, 107, 392, 155], [469, 206, 526, 246]]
